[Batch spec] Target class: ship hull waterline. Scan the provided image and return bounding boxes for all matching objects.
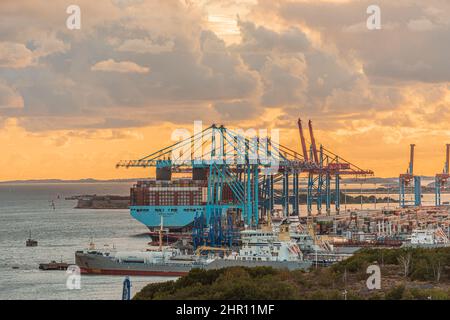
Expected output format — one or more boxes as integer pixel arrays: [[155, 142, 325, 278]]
[[75, 252, 312, 277]]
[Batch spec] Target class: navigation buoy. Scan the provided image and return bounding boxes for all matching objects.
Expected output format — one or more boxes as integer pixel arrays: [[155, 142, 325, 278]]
[[122, 276, 131, 300]]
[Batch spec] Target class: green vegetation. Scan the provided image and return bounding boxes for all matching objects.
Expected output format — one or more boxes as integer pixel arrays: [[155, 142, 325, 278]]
[[333, 247, 450, 282], [134, 247, 450, 300]]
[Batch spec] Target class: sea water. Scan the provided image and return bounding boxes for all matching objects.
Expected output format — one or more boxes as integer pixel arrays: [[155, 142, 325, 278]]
[[0, 182, 176, 300], [0, 181, 447, 299]]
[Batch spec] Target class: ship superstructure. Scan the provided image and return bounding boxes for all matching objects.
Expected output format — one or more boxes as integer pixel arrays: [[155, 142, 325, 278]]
[[226, 229, 303, 262], [403, 227, 450, 248]]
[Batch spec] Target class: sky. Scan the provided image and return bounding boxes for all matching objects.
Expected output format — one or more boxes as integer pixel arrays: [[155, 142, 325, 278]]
[[0, 0, 449, 180]]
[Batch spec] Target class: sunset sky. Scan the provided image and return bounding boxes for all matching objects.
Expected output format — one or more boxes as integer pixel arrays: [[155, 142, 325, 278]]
[[1, 0, 450, 180]]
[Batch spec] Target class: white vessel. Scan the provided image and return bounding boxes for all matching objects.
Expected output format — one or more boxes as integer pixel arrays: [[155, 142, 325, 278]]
[[224, 229, 304, 262], [403, 228, 450, 248]]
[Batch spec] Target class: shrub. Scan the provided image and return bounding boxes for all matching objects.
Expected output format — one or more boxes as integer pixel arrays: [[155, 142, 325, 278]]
[[385, 285, 405, 300]]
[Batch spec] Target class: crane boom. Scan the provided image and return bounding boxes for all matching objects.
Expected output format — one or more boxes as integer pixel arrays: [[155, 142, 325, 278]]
[[297, 118, 309, 162], [308, 120, 319, 164]]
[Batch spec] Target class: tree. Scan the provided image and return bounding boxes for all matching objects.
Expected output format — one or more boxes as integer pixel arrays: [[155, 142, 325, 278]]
[[397, 252, 412, 278], [428, 252, 444, 283]]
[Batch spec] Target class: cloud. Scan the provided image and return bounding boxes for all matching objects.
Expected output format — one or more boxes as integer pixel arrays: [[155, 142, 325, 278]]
[[31, 34, 69, 58], [260, 53, 308, 107], [233, 20, 363, 115], [117, 38, 174, 54], [1, 0, 450, 180], [275, 0, 450, 83], [213, 100, 259, 120], [407, 18, 435, 31], [0, 35, 68, 69], [111, 0, 145, 8], [0, 0, 448, 138], [0, 82, 24, 109], [91, 59, 150, 73], [0, 42, 34, 68], [0, 1, 261, 131]]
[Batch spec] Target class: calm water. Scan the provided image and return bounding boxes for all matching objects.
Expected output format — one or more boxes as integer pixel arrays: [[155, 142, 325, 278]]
[[0, 183, 176, 300], [1, 182, 448, 300]]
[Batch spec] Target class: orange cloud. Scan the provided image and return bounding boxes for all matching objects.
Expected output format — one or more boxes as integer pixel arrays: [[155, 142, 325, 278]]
[[0, 0, 449, 180]]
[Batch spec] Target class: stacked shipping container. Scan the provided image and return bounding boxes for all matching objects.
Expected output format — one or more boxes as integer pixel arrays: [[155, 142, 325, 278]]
[[131, 178, 235, 206], [131, 179, 207, 206]]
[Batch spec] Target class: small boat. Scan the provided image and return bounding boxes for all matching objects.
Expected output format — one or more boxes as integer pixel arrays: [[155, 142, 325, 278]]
[[26, 231, 38, 247], [39, 261, 69, 271], [50, 200, 56, 211]]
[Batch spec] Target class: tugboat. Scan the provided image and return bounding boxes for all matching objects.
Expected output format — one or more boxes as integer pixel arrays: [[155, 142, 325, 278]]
[[39, 260, 69, 271], [26, 231, 38, 247]]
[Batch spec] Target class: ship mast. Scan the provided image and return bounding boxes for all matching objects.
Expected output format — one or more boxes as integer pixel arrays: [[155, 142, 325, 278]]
[[159, 216, 163, 251]]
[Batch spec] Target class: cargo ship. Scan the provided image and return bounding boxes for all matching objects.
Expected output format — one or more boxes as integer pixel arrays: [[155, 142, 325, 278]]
[[75, 228, 312, 276], [130, 179, 206, 233], [130, 167, 236, 237]]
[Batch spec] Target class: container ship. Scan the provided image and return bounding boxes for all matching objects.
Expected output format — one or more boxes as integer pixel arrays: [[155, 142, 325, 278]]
[[130, 167, 236, 240]]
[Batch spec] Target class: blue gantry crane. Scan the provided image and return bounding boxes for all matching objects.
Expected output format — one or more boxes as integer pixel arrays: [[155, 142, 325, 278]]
[[117, 124, 317, 247], [117, 121, 374, 247]]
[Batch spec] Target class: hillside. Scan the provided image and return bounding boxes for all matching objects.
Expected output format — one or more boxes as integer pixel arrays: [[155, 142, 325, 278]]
[[134, 247, 450, 300]]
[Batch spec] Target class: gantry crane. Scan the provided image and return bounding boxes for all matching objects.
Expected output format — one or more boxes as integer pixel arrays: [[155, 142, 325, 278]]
[[297, 118, 374, 216], [435, 144, 450, 206], [399, 144, 421, 207], [116, 119, 374, 248], [117, 124, 317, 230]]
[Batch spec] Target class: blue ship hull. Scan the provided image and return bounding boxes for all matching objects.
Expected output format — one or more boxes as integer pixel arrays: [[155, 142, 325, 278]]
[[130, 205, 205, 230]]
